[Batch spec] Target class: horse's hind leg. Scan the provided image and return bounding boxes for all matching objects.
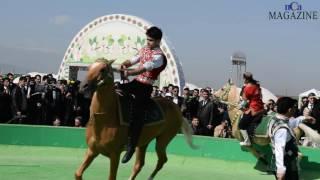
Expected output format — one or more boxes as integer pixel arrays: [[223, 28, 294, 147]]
[[75, 148, 98, 180], [148, 135, 174, 180], [129, 145, 148, 180]]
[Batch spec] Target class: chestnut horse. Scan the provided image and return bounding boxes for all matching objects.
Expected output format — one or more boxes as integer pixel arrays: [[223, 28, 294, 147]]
[[75, 59, 195, 180], [214, 80, 320, 162]]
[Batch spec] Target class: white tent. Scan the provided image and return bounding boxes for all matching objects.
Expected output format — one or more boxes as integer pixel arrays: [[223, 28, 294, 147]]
[[184, 82, 201, 90], [298, 88, 320, 108], [237, 87, 278, 104]]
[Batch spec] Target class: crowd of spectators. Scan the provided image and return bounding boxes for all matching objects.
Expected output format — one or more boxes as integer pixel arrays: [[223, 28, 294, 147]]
[[0, 72, 90, 127], [1, 72, 319, 147]]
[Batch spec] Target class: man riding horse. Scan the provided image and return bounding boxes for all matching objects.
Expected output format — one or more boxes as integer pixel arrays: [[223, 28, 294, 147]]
[[118, 26, 167, 163]]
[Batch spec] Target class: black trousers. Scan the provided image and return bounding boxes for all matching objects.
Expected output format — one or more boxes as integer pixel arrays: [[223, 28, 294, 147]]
[[119, 80, 153, 146], [239, 113, 262, 136], [272, 156, 299, 180], [239, 113, 253, 130], [119, 79, 152, 102]]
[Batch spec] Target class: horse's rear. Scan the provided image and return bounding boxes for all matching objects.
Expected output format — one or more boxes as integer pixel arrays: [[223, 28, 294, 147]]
[[129, 97, 193, 180]]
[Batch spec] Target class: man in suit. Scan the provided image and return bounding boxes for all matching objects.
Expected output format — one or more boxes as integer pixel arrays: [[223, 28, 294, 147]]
[[11, 76, 28, 123], [193, 89, 220, 136], [0, 77, 13, 122], [171, 86, 184, 108]]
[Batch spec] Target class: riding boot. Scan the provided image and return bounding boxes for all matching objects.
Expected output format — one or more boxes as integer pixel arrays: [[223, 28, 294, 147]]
[[121, 136, 135, 163], [121, 122, 143, 163], [240, 129, 252, 146], [121, 106, 144, 164]]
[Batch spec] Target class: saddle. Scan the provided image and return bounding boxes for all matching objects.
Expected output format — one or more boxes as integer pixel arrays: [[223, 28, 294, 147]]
[[252, 113, 276, 138], [116, 90, 164, 126]]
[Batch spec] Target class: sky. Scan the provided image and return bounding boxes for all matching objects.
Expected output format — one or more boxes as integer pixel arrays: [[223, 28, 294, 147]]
[[0, 0, 319, 96]]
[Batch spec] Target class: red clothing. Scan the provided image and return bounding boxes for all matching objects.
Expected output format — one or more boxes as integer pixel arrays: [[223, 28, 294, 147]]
[[135, 47, 167, 84], [242, 84, 264, 113]]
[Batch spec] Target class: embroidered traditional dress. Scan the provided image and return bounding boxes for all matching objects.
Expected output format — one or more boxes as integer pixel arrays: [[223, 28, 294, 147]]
[[135, 47, 167, 85]]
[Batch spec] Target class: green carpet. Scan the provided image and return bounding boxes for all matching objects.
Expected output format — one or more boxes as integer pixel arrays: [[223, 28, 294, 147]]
[[0, 145, 319, 180]]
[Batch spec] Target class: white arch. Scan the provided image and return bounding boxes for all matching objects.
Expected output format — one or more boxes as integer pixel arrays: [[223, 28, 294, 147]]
[[57, 14, 185, 89]]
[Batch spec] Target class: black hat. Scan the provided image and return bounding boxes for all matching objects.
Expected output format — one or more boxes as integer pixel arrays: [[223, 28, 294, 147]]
[[308, 92, 316, 98]]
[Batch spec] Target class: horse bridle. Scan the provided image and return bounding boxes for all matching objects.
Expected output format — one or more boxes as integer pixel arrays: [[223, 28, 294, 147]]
[[217, 84, 240, 109], [218, 84, 231, 102], [95, 59, 114, 88]]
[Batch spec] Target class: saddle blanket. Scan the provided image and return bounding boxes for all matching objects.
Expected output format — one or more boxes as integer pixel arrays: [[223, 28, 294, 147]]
[[117, 95, 164, 126]]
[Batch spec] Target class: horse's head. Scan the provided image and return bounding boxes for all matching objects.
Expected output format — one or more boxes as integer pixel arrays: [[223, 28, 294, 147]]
[[86, 58, 115, 91], [214, 80, 233, 102]]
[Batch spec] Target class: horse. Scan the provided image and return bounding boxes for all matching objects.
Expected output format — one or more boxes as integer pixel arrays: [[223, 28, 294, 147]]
[[213, 80, 320, 163], [75, 58, 196, 180]]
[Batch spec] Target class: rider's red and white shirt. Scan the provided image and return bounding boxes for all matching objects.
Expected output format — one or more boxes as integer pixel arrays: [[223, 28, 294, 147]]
[[130, 47, 167, 84]]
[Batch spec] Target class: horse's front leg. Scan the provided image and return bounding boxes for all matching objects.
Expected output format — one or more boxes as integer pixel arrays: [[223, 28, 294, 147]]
[[109, 151, 121, 180], [75, 148, 98, 180]]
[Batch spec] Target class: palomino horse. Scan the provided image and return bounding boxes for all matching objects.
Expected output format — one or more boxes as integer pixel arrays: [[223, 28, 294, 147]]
[[214, 80, 320, 162], [75, 59, 195, 180]]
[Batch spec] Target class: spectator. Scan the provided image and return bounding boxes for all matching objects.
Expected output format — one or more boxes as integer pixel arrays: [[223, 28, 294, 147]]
[[300, 93, 320, 132], [167, 84, 174, 95], [11, 76, 28, 124], [194, 89, 220, 136], [0, 77, 13, 122], [53, 118, 61, 126], [181, 87, 193, 121], [171, 86, 184, 108], [151, 85, 159, 97], [191, 117, 201, 135], [299, 96, 308, 111], [74, 116, 83, 127], [160, 86, 168, 97], [192, 88, 200, 101], [266, 99, 276, 115], [214, 120, 228, 138]]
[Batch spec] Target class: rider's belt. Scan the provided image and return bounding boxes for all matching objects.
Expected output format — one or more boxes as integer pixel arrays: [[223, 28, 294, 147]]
[[135, 77, 154, 85]]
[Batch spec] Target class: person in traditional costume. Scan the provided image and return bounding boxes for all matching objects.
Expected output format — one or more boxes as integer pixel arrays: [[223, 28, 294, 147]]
[[119, 26, 167, 163], [239, 72, 264, 146]]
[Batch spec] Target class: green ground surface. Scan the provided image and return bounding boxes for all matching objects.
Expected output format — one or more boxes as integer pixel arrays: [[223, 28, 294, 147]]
[[0, 145, 318, 180]]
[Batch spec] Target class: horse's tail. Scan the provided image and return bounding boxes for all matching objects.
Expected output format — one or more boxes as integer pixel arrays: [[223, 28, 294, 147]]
[[181, 118, 198, 149], [298, 123, 320, 144]]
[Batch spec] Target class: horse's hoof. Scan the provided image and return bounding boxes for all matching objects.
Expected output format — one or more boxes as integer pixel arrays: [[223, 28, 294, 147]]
[[75, 173, 82, 180]]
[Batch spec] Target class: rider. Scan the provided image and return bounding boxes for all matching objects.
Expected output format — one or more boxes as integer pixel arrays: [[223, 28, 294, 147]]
[[119, 26, 167, 163], [239, 72, 264, 146]]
